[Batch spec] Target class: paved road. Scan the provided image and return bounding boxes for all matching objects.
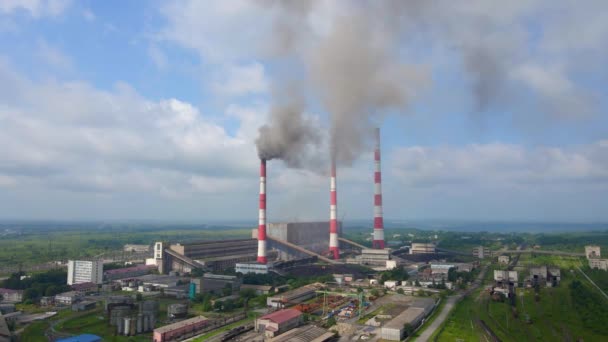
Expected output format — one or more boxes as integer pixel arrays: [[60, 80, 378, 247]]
[[414, 264, 489, 341], [576, 266, 608, 301], [415, 295, 459, 341]]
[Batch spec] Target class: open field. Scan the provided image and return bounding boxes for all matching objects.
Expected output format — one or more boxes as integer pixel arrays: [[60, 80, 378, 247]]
[[434, 255, 608, 341], [0, 222, 251, 272]]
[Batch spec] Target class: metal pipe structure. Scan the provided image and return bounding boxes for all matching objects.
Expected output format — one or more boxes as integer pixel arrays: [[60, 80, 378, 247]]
[[329, 159, 340, 259], [372, 128, 385, 249], [257, 159, 267, 264]]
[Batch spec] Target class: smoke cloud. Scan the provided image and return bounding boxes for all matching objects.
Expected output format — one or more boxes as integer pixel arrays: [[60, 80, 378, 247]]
[[255, 1, 602, 168]]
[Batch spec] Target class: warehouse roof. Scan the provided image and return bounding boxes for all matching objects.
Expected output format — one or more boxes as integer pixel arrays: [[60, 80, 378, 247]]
[[260, 308, 302, 324], [154, 316, 208, 334]]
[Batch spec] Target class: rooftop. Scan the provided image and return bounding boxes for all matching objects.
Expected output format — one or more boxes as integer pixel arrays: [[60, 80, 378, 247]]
[[154, 316, 208, 334], [259, 308, 302, 324], [0, 288, 23, 294], [105, 264, 154, 275]]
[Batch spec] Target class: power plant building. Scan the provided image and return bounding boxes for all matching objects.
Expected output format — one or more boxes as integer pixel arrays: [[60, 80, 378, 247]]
[[67, 260, 103, 285], [410, 243, 436, 255]]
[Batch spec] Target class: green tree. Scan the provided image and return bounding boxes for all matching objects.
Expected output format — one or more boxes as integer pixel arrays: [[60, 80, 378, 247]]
[[325, 316, 337, 328], [136, 293, 143, 302], [397, 288, 404, 295]]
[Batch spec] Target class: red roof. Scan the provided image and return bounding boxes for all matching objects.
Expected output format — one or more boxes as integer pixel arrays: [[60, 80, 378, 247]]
[[260, 309, 302, 324], [70, 282, 97, 291], [104, 265, 154, 275]]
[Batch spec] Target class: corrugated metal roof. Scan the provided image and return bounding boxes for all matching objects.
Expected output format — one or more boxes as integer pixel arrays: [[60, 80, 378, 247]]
[[260, 308, 302, 324]]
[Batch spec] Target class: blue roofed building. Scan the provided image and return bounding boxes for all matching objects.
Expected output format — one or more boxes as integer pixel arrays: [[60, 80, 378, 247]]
[[56, 334, 102, 342]]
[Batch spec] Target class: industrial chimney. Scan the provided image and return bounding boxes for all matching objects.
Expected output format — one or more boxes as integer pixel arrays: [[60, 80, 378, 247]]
[[372, 128, 385, 249], [257, 159, 267, 264], [329, 159, 340, 259]]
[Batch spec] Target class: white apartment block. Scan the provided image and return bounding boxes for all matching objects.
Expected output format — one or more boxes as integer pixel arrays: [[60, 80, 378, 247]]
[[67, 260, 103, 285]]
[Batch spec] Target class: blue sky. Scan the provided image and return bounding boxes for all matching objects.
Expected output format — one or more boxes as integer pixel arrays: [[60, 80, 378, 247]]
[[0, 0, 607, 222]]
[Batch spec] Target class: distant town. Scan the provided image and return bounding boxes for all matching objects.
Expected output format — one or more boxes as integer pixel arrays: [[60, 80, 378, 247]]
[[1, 223, 608, 342]]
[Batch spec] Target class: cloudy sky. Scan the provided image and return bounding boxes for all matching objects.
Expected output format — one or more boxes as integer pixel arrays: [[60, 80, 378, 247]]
[[0, 0, 607, 222]]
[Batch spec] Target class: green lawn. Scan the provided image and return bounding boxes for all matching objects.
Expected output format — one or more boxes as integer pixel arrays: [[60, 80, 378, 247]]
[[54, 308, 150, 342], [19, 321, 49, 342], [434, 256, 608, 341]]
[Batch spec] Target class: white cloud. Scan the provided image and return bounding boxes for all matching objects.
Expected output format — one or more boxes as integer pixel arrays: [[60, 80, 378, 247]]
[[148, 45, 167, 69], [212, 62, 268, 96], [0, 0, 72, 17], [390, 142, 608, 189]]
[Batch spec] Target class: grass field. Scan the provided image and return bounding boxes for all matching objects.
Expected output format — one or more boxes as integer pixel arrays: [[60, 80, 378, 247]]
[[434, 255, 608, 341], [54, 307, 151, 342], [19, 321, 49, 342]]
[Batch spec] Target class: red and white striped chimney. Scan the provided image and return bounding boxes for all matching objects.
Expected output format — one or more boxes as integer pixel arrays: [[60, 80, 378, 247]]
[[329, 159, 340, 259], [257, 159, 267, 264], [372, 128, 385, 249]]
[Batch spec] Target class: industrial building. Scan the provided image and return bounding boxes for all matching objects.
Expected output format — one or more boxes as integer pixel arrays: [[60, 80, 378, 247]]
[[585, 245, 601, 259], [67, 260, 103, 285], [268, 324, 334, 342], [240, 284, 274, 295], [235, 262, 269, 275], [55, 291, 83, 306], [528, 266, 561, 287], [72, 300, 97, 312], [498, 255, 510, 264], [410, 243, 436, 254], [266, 283, 322, 308], [353, 248, 391, 266], [380, 298, 435, 341], [589, 258, 608, 271], [56, 334, 102, 342], [105, 264, 155, 281], [494, 270, 518, 291], [255, 308, 303, 338], [0, 314, 10, 342], [472, 246, 491, 259], [123, 244, 151, 253], [265, 222, 341, 258], [153, 315, 209, 342], [190, 274, 241, 296]]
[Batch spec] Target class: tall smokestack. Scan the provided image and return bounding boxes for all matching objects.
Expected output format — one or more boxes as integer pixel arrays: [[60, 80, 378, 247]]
[[329, 159, 340, 259], [257, 159, 267, 264], [372, 128, 385, 249]]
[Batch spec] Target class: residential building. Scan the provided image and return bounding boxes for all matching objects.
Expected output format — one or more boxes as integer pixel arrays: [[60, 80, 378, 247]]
[[67, 260, 103, 285], [153, 316, 209, 342], [410, 243, 436, 254], [498, 255, 510, 264], [235, 263, 269, 275], [0, 289, 23, 303], [255, 308, 302, 338]]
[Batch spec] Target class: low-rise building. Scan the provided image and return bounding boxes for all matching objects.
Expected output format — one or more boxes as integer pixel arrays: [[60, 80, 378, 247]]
[[384, 280, 400, 290], [256, 308, 302, 338], [494, 270, 518, 289], [589, 258, 608, 271], [472, 246, 491, 259], [267, 283, 322, 308], [124, 244, 151, 253], [528, 266, 561, 287], [190, 274, 240, 296], [585, 245, 601, 259], [153, 316, 209, 342], [240, 284, 273, 295], [0, 288, 23, 303], [105, 265, 156, 281], [498, 255, 510, 264], [380, 298, 435, 341], [235, 262, 269, 275], [70, 281, 98, 294], [72, 300, 97, 312], [55, 291, 83, 306], [410, 243, 436, 255]]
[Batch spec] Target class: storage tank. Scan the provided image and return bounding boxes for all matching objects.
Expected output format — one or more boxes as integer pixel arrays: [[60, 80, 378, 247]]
[[124, 317, 132, 336], [136, 314, 143, 334], [110, 306, 131, 326]]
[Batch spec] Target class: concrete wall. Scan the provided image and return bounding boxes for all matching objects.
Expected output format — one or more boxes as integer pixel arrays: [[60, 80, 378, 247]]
[[267, 222, 339, 254]]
